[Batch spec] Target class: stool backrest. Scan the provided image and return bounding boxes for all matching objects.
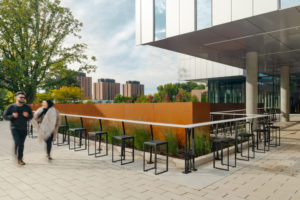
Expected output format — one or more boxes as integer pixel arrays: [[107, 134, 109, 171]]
[[99, 119, 103, 131]]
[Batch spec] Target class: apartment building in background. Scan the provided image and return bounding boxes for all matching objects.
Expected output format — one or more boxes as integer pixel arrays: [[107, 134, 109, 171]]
[[76, 73, 92, 99], [122, 81, 144, 97], [94, 79, 120, 100]]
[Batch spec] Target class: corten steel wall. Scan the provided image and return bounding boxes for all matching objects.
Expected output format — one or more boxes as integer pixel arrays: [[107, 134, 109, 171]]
[[32, 102, 210, 146]]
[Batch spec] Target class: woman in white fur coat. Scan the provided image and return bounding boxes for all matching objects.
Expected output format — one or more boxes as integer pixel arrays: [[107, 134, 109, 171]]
[[33, 100, 60, 160]]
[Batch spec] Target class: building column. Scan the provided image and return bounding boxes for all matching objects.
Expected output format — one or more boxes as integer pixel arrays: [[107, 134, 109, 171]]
[[246, 52, 258, 116], [280, 66, 290, 122]]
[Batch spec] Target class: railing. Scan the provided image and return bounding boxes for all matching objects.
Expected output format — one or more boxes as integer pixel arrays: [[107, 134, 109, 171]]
[[56, 112, 270, 174]]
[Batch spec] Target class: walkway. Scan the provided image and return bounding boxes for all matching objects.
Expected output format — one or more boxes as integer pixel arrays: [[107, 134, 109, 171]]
[[0, 116, 299, 200]]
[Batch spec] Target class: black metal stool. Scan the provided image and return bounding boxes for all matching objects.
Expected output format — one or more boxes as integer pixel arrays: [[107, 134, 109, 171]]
[[55, 125, 69, 146], [54, 115, 69, 146], [112, 122, 134, 165], [88, 119, 108, 157], [212, 123, 236, 171], [213, 137, 236, 171], [253, 119, 270, 153], [237, 120, 255, 161], [143, 125, 168, 175], [27, 122, 35, 138], [268, 125, 280, 147], [68, 117, 87, 151]]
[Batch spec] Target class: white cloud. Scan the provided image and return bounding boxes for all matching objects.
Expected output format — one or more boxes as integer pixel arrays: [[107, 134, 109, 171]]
[[60, 0, 179, 94]]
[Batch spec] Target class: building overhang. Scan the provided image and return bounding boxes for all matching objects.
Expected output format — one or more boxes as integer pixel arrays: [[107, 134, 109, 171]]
[[146, 6, 300, 75]]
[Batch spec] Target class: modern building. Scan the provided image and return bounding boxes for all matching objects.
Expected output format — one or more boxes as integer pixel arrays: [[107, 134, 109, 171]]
[[122, 81, 144, 97], [94, 79, 120, 100], [76, 73, 92, 99], [136, 0, 300, 121]]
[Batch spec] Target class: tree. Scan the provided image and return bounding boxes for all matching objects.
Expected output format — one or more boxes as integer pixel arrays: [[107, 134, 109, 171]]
[[157, 83, 177, 102], [114, 94, 125, 103], [33, 92, 53, 104], [51, 86, 84, 104], [0, 0, 96, 103], [147, 94, 154, 103], [201, 92, 208, 103], [135, 95, 147, 103], [191, 95, 199, 102], [195, 84, 206, 90], [153, 93, 161, 103], [0, 88, 14, 110], [114, 94, 133, 103], [175, 92, 183, 102], [42, 66, 80, 91], [178, 88, 191, 102], [164, 93, 171, 102]]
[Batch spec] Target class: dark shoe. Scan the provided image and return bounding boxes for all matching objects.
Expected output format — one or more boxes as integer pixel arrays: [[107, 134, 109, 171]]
[[47, 155, 52, 160], [18, 160, 26, 165]]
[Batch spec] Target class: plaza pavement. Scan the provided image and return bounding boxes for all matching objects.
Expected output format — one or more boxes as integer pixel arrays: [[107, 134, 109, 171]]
[[0, 116, 299, 200]]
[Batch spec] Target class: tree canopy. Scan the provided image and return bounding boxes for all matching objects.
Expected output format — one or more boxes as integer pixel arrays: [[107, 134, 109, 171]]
[[0, 0, 96, 103], [34, 86, 84, 104], [157, 82, 206, 102]]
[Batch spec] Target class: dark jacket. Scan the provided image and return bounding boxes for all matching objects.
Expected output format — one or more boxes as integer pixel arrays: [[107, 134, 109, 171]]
[[3, 103, 33, 131]]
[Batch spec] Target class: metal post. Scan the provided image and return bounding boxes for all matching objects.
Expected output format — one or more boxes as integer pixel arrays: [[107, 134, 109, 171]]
[[183, 128, 190, 174], [79, 117, 84, 146], [192, 128, 197, 171], [121, 121, 125, 159], [188, 129, 192, 172], [65, 115, 69, 126], [234, 121, 237, 166], [122, 121, 126, 135], [149, 125, 154, 164], [80, 117, 84, 128], [99, 119, 103, 131], [215, 123, 220, 160]]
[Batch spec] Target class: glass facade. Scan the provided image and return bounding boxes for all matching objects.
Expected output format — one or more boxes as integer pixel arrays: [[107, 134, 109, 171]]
[[258, 74, 280, 110], [197, 0, 212, 30], [208, 77, 245, 104], [208, 74, 300, 113], [290, 74, 300, 113], [281, 0, 300, 9], [154, 0, 166, 40]]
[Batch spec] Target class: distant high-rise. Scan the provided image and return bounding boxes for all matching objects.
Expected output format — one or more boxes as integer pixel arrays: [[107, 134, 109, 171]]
[[122, 81, 144, 97], [94, 79, 120, 100], [76, 73, 92, 99]]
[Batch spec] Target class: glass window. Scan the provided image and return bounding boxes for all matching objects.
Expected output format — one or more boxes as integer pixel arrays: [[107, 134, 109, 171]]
[[280, 0, 300, 9], [197, 0, 212, 30], [155, 0, 166, 41]]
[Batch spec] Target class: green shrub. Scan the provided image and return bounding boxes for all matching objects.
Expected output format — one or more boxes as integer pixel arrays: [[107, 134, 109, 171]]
[[67, 119, 82, 128], [106, 125, 122, 145], [164, 131, 178, 156], [132, 127, 151, 150], [194, 134, 211, 156]]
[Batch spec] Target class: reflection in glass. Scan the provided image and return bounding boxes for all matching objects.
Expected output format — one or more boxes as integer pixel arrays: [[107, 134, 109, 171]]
[[208, 77, 245, 104], [208, 73, 300, 113], [281, 0, 300, 9], [258, 74, 280, 110], [197, 0, 212, 30], [155, 0, 166, 40], [290, 74, 300, 113]]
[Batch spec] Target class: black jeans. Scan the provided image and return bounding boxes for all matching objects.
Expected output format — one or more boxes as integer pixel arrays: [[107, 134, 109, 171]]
[[11, 129, 27, 160], [46, 134, 53, 155]]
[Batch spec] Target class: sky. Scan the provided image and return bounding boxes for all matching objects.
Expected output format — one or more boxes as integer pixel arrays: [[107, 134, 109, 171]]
[[61, 0, 179, 95]]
